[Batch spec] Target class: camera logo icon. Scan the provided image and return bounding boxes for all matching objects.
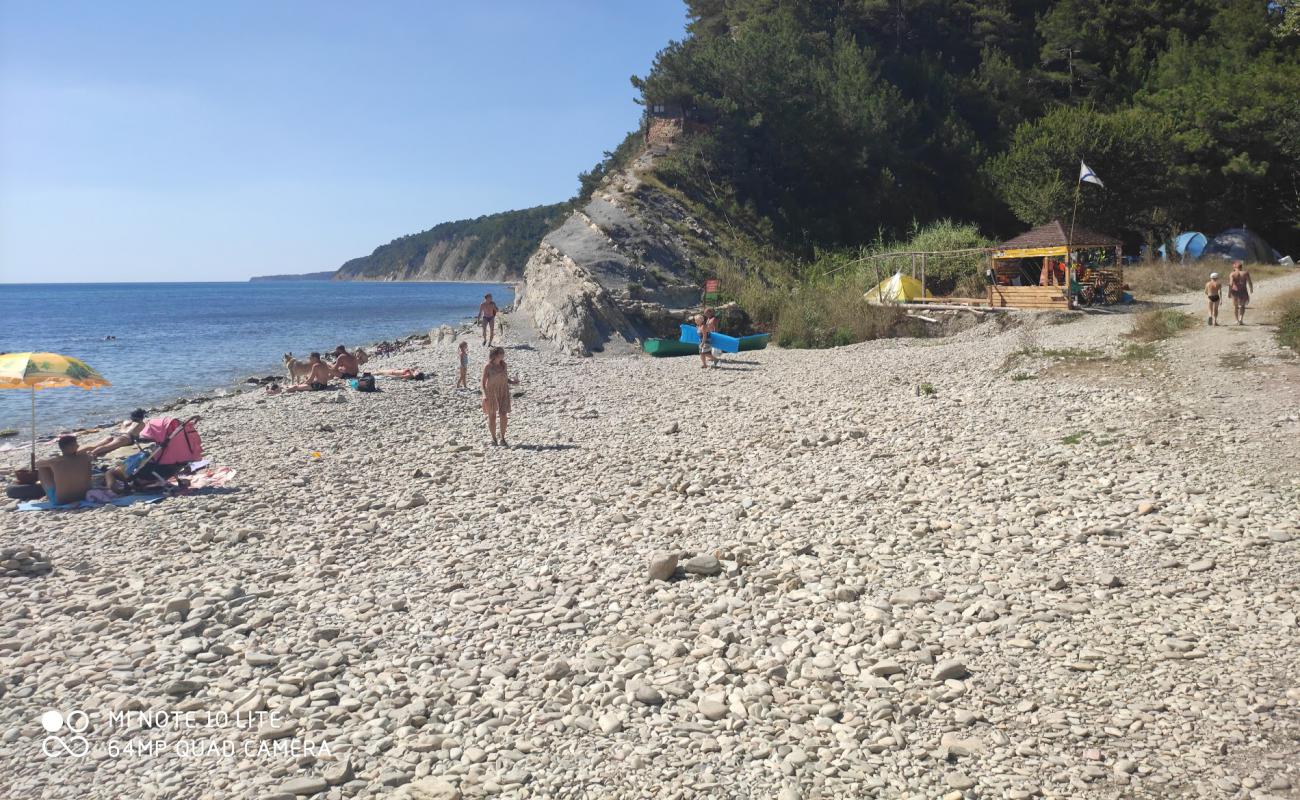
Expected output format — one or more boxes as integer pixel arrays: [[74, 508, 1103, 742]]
[[40, 710, 90, 758]]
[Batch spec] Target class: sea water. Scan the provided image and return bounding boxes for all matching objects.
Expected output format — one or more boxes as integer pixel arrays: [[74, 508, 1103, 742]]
[[0, 281, 512, 438]]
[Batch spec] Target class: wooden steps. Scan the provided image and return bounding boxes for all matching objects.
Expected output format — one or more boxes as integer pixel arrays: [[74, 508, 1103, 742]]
[[988, 285, 1069, 310]]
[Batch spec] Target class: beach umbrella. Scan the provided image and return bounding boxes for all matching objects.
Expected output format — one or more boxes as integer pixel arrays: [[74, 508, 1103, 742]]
[[0, 352, 110, 471]]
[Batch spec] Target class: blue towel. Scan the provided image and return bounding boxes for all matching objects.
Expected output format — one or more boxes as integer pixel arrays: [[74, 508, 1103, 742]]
[[18, 495, 165, 512]]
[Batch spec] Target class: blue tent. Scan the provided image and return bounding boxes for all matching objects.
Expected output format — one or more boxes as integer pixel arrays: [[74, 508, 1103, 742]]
[[1202, 228, 1280, 264], [1173, 231, 1207, 260]]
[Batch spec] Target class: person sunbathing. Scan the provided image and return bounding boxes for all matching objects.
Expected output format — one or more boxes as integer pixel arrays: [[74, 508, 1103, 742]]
[[36, 434, 92, 505], [371, 368, 426, 380], [87, 409, 146, 457]]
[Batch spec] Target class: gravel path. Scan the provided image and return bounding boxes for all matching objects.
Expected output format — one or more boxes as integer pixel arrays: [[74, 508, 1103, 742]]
[[2, 276, 1297, 800]]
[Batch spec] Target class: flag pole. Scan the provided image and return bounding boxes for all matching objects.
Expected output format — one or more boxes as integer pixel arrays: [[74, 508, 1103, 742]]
[[1066, 175, 1082, 307]]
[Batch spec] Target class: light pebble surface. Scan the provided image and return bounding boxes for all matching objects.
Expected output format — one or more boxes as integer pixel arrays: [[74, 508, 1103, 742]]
[[1, 275, 1299, 800]]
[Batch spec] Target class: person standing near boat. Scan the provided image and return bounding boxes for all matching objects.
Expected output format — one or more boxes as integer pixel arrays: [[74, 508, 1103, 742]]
[[481, 346, 518, 446], [703, 308, 721, 368], [695, 314, 712, 369]]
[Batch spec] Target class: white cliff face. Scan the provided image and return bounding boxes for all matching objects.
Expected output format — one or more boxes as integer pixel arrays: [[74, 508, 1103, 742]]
[[518, 243, 636, 357], [518, 164, 712, 355]]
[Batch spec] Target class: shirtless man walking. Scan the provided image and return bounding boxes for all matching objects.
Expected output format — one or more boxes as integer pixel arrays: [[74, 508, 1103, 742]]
[[1227, 260, 1254, 325], [1204, 272, 1222, 326], [477, 293, 500, 347]]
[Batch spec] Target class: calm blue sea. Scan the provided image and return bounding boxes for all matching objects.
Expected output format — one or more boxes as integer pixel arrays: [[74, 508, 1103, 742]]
[[0, 281, 512, 439]]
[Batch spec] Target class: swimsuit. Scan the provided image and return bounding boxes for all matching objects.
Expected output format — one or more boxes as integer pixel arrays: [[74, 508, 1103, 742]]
[[309, 382, 327, 390], [1208, 294, 1219, 303]]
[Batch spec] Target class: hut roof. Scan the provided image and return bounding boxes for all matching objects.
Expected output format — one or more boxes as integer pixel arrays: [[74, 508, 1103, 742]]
[[999, 220, 1121, 250]]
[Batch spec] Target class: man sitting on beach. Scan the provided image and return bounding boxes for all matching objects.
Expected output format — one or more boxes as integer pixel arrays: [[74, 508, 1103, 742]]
[[86, 408, 146, 457], [36, 434, 92, 505], [269, 352, 333, 393], [332, 346, 360, 378]]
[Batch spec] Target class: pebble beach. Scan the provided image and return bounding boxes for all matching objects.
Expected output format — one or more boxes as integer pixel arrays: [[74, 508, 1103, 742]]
[[2, 276, 1299, 799]]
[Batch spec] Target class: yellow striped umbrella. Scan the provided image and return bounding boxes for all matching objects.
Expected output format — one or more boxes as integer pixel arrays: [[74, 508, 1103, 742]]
[[0, 352, 110, 470]]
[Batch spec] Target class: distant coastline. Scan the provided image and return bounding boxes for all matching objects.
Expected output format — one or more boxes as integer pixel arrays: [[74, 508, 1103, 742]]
[[248, 270, 336, 282]]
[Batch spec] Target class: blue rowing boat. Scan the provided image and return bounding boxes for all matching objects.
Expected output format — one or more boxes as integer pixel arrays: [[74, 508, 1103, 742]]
[[678, 324, 770, 353]]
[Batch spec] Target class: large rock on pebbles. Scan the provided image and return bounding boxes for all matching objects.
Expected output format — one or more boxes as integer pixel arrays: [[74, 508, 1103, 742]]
[[682, 554, 722, 577], [647, 552, 678, 581], [931, 659, 969, 681]]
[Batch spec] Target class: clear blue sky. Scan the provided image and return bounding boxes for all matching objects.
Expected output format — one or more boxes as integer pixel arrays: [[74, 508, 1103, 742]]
[[0, 1, 688, 282]]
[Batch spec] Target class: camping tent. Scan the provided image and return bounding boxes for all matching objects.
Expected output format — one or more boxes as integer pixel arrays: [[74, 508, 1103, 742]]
[[864, 272, 931, 304], [1173, 231, 1207, 260], [1202, 228, 1280, 264]]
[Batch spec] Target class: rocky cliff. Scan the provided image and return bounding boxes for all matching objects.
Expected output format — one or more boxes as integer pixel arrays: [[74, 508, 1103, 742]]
[[517, 154, 718, 355], [334, 203, 569, 283]]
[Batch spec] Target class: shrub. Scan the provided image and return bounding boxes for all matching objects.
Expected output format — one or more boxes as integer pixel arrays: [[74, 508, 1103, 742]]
[[1124, 262, 1210, 297], [1127, 309, 1196, 342], [857, 220, 995, 296], [1277, 289, 1300, 354]]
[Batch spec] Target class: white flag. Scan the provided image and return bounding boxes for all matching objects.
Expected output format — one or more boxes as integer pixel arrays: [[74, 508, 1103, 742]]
[[1079, 160, 1104, 187]]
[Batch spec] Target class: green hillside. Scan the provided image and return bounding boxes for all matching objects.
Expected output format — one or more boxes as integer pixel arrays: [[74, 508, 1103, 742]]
[[335, 203, 570, 281]]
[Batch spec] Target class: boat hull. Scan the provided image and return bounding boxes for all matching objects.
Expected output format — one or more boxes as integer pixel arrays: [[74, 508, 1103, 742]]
[[643, 338, 698, 357]]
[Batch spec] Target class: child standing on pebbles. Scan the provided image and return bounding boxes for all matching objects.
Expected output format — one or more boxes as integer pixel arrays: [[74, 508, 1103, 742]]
[[456, 341, 469, 389]]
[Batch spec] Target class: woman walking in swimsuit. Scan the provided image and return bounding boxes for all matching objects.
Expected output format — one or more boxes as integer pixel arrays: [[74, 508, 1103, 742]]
[[1228, 260, 1253, 325], [1204, 272, 1221, 326], [481, 346, 519, 447]]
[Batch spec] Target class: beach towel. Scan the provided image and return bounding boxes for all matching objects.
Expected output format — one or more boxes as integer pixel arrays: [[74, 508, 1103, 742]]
[[184, 466, 236, 489], [18, 494, 165, 512]]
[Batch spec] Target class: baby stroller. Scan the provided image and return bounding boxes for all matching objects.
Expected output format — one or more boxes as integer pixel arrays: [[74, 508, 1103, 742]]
[[120, 416, 203, 491]]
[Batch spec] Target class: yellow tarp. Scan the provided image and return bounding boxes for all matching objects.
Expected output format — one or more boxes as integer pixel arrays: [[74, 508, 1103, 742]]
[[994, 246, 1068, 259], [864, 272, 931, 304]]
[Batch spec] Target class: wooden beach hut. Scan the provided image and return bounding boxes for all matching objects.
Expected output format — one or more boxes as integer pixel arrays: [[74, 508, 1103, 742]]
[[989, 221, 1123, 309]]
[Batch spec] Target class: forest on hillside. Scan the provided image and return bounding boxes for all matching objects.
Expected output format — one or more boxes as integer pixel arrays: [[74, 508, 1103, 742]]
[[336, 204, 570, 280], [630, 0, 1300, 256]]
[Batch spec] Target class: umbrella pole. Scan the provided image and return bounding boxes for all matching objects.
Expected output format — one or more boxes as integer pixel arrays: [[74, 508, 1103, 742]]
[[30, 385, 36, 472]]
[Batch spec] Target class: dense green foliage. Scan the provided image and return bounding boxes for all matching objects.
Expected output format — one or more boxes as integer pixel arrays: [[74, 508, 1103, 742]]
[[576, 131, 645, 205], [337, 204, 570, 279], [698, 219, 989, 348], [633, 0, 1300, 255]]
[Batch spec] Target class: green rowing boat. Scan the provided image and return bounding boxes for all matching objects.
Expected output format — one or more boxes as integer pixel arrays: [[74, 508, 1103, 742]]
[[643, 338, 698, 357]]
